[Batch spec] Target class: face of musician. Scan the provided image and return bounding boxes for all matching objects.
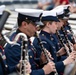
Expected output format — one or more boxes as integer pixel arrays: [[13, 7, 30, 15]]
[[57, 19, 64, 30], [18, 21, 37, 37], [50, 21, 58, 34], [16, 9, 44, 37], [42, 21, 58, 34], [62, 19, 68, 26]]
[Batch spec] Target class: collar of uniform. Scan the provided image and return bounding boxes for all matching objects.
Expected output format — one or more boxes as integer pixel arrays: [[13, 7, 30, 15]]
[[16, 29, 21, 34], [40, 30, 50, 39], [50, 34, 54, 41], [16, 29, 30, 38], [59, 30, 63, 34]]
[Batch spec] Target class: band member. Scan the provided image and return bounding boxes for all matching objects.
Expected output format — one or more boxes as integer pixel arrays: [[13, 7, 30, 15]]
[[33, 10, 76, 75], [55, 5, 76, 49], [4, 9, 56, 75]]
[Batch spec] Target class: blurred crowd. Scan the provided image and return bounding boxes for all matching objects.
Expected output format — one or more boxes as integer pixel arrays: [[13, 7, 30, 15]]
[[37, 0, 76, 10]]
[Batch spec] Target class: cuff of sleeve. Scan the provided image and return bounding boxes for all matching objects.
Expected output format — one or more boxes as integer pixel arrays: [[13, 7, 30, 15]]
[[31, 69, 45, 75], [55, 61, 65, 73], [7, 65, 17, 74]]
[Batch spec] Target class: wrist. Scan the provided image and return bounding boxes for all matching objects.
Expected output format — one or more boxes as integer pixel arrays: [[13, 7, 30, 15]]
[[63, 59, 68, 66], [42, 67, 46, 75]]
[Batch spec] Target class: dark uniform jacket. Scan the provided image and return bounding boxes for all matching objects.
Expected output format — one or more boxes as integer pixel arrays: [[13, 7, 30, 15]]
[[50, 34, 67, 61], [4, 29, 45, 75], [33, 30, 65, 74], [64, 24, 74, 44], [0, 46, 7, 75]]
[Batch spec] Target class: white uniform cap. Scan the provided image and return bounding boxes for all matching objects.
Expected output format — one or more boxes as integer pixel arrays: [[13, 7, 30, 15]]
[[53, 5, 71, 19], [42, 10, 56, 17], [15, 8, 43, 18], [15, 8, 44, 25], [42, 10, 59, 22]]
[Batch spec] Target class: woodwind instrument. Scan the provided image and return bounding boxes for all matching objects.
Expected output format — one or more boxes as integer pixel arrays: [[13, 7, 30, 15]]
[[67, 24, 76, 44], [61, 26, 73, 52], [20, 34, 29, 75], [61, 27, 76, 75], [56, 30, 70, 56], [35, 31, 58, 75], [3, 33, 30, 75]]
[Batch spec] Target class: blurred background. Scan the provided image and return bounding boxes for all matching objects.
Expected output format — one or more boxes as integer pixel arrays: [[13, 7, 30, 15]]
[[0, 0, 38, 10], [0, 0, 76, 10], [1, 0, 76, 36]]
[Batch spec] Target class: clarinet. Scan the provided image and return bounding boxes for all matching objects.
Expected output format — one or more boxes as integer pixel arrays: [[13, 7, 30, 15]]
[[67, 24, 76, 44], [56, 30, 70, 56], [35, 31, 58, 75], [61, 26, 73, 52], [56, 30, 64, 47], [63, 26, 76, 75], [20, 36, 29, 75]]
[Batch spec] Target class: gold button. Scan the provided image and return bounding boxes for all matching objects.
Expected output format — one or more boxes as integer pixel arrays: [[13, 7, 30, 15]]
[[42, 34, 44, 36], [51, 38, 53, 40], [53, 46, 55, 49], [30, 56, 32, 58]]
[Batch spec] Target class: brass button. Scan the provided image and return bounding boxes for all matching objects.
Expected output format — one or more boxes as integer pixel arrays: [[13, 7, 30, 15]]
[[30, 56, 32, 58], [42, 34, 45, 36]]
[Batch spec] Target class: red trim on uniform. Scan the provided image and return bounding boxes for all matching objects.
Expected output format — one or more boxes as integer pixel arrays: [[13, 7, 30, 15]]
[[12, 34, 16, 41], [60, 72, 63, 75], [0, 46, 3, 50], [12, 34, 20, 42]]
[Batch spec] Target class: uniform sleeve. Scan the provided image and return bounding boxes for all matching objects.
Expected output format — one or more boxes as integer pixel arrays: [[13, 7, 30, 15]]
[[35, 38, 65, 74], [5, 44, 21, 73], [5, 43, 45, 75], [43, 42, 65, 73], [33, 38, 50, 57], [5, 37, 45, 75], [31, 69, 45, 75], [55, 61, 65, 73]]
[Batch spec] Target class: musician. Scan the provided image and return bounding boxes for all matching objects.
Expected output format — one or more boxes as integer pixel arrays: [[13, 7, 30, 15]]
[[33, 10, 76, 75], [4, 9, 56, 75], [57, 5, 76, 44], [62, 5, 76, 51], [49, 9, 71, 60]]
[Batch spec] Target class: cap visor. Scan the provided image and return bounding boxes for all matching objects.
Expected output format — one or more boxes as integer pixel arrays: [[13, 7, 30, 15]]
[[55, 18, 60, 22], [42, 16, 60, 22], [35, 21, 44, 26]]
